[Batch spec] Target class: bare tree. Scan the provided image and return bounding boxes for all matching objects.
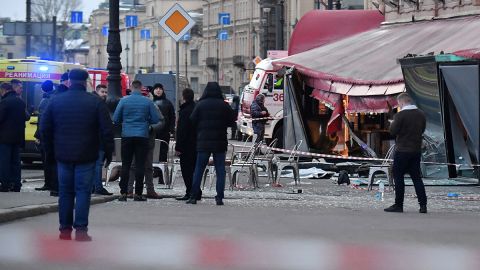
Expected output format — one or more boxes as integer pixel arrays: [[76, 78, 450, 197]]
[[32, 0, 81, 22]]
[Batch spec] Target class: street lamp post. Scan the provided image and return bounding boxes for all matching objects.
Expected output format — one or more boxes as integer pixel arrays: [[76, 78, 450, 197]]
[[151, 41, 156, 72], [96, 48, 101, 68], [106, 0, 123, 114], [125, 44, 130, 74]]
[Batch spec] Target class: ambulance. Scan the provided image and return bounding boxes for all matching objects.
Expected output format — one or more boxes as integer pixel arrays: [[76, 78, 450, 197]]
[[238, 58, 284, 145], [0, 58, 83, 163], [87, 68, 130, 96]]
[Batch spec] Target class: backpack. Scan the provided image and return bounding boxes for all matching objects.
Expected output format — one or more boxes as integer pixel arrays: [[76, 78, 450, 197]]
[[337, 170, 350, 185]]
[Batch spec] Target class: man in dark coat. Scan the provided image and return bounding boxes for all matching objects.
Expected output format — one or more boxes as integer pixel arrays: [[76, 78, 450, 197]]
[[152, 83, 175, 184], [187, 82, 236, 206], [250, 94, 269, 143], [55, 72, 69, 94], [384, 93, 427, 214], [0, 82, 30, 192], [34, 80, 59, 196], [175, 88, 200, 201], [41, 69, 114, 241]]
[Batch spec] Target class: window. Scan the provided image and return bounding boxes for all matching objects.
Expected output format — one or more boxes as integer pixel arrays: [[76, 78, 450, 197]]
[[191, 77, 199, 93], [191, 49, 199, 66], [7, 53, 13, 59]]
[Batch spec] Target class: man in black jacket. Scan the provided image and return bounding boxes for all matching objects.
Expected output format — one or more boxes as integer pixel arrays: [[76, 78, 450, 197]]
[[187, 82, 236, 205], [152, 83, 175, 185], [175, 88, 200, 201], [0, 82, 30, 192], [41, 69, 114, 241], [34, 80, 59, 196], [384, 93, 427, 214], [250, 94, 269, 143]]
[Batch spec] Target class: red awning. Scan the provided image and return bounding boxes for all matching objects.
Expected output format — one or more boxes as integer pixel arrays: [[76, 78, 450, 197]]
[[288, 10, 384, 56], [277, 15, 480, 88], [311, 89, 399, 113], [453, 48, 480, 60]]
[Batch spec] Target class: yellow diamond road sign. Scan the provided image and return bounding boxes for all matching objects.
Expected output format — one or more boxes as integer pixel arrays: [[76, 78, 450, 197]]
[[159, 3, 196, 42]]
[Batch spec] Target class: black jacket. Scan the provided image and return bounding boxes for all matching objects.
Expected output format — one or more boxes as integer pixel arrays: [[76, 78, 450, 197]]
[[55, 84, 68, 95], [390, 107, 426, 153], [153, 93, 175, 136], [175, 100, 196, 153], [190, 82, 235, 152], [0, 91, 29, 145], [34, 92, 53, 140], [40, 83, 114, 163]]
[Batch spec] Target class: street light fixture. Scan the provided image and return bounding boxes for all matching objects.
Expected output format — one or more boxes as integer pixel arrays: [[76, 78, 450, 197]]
[[151, 41, 157, 72], [125, 44, 130, 74]]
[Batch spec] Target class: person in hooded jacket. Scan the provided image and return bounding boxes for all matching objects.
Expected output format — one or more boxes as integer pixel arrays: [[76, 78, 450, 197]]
[[55, 72, 70, 94], [187, 82, 236, 206], [34, 80, 59, 196], [151, 83, 175, 184], [250, 94, 269, 143]]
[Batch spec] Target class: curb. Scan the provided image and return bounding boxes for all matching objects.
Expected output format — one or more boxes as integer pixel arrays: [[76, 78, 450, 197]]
[[0, 195, 119, 224]]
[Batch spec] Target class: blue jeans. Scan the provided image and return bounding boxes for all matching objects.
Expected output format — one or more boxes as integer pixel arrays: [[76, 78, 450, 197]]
[[0, 144, 21, 191], [57, 162, 95, 231], [191, 152, 226, 200], [93, 150, 104, 192]]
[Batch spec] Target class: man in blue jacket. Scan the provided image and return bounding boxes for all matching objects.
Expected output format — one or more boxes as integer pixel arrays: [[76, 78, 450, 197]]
[[40, 69, 114, 241], [113, 80, 161, 202]]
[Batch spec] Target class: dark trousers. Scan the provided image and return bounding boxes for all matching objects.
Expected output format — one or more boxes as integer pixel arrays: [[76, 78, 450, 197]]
[[191, 152, 226, 200], [393, 151, 427, 206], [119, 137, 149, 195], [0, 143, 21, 191], [180, 150, 199, 197], [254, 128, 265, 143], [41, 147, 58, 191]]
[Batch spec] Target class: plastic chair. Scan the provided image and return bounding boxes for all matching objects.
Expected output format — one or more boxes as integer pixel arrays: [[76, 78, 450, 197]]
[[367, 144, 395, 191], [253, 138, 278, 183], [230, 142, 262, 189], [153, 139, 172, 189], [274, 140, 303, 186], [105, 138, 122, 187]]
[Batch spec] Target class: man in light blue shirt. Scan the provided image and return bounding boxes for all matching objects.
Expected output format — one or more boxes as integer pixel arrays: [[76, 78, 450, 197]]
[[113, 80, 160, 201]]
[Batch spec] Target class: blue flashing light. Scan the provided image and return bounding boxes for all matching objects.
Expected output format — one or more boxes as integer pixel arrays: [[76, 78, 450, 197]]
[[6, 66, 15, 70], [39, 66, 49, 72]]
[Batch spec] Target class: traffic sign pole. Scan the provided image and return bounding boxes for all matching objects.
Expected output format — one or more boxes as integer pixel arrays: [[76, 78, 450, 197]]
[[176, 41, 180, 115]]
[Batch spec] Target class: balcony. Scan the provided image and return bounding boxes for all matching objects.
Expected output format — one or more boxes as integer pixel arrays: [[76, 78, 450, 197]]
[[233, 55, 245, 67], [206, 57, 218, 68]]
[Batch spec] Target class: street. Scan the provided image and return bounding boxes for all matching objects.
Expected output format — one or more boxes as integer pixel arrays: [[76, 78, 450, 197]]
[[1, 165, 480, 270]]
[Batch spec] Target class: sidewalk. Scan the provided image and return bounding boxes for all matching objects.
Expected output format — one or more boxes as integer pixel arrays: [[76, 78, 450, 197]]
[[0, 183, 118, 224]]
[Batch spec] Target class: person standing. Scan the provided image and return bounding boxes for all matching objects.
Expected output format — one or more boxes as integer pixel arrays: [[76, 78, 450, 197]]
[[0, 83, 30, 192], [175, 88, 200, 201], [91, 84, 113, 196], [10, 79, 23, 96], [230, 95, 240, 140], [151, 83, 175, 185], [250, 94, 269, 143], [187, 82, 236, 206], [56, 72, 70, 94], [34, 80, 59, 196], [40, 69, 114, 240], [113, 80, 161, 202], [384, 93, 427, 214]]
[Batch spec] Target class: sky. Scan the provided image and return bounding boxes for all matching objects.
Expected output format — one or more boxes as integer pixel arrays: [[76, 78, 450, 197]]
[[0, 0, 105, 21]]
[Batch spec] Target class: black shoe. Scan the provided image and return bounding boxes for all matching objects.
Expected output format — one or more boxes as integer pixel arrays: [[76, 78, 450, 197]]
[[75, 230, 92, 242], [118, 194, 127, 201], [216, 199, 224, 206], [419, 205, 427, 214], [186, 198, 197, 204], [384, 204, 403, 213], [35, 185, 50, 191], [50, 191, 59, 197], [94, 188, 113, 196], [133, 194, 147, 201], [59, 230, 72, 241], [176, 195, 190, 201]]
